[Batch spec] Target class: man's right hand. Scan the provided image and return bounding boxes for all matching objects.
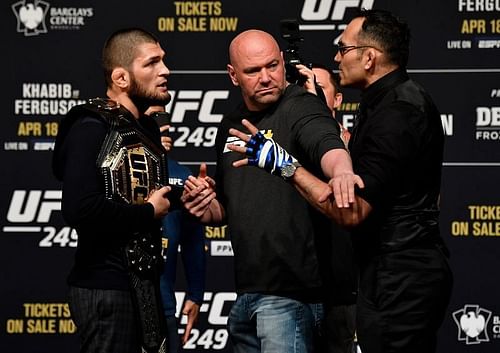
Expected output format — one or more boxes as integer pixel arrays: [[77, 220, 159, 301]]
[[147, 186, 171, 218]]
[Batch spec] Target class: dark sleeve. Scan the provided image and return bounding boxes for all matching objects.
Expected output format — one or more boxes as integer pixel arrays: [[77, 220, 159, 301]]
[[355, 102, 421, 207], [163, 160, 205, 304], [180, 213, 206, 304], [214, 116, 229, 208], [61, 116, 156, 234], [288, 93, 346, 168]]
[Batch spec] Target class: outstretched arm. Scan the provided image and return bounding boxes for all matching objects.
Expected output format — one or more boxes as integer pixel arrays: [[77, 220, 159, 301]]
[[291, 164, 372, 227], [227, 119, 372, 225]]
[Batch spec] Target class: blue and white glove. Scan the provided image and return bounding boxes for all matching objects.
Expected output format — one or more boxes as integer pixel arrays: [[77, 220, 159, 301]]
[[245, 132, 297, 176]]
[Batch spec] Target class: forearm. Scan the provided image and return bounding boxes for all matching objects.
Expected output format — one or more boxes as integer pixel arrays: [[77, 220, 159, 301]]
[[291, 167, 371, 227], [291, 167, 337, 217], [320, 148, 353, 178], [200, 199, 225, 224]]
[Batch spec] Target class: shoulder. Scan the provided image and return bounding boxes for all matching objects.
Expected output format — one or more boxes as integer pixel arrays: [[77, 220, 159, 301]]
[[280, 84, 328, 112]]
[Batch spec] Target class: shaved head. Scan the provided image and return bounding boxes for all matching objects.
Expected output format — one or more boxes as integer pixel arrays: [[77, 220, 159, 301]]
[[227, 29, 286, 111], [229, 30, 281, 67]]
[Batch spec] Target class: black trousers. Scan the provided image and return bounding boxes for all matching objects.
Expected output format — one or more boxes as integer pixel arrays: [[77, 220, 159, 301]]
[[356, 247, 453, 353], [323, 303, 356, 353], [166, 315, 180, 352], [68, 286, 140, 353]]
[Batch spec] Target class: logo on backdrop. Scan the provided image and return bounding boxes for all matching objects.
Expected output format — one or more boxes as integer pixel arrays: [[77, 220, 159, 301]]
[[5, 82, 85, 152], [453, 304, 492, 344], [447, 0, 500, 50], [299, 0, 374, 37], [156, 1, 238, 33], [174, 291, 236, 350], [12, 0, 49, 36], [3, 189, 77, 248], [12, 0, 94, 36], [476, 106, 500, 140], [163, 89, 230, 151]]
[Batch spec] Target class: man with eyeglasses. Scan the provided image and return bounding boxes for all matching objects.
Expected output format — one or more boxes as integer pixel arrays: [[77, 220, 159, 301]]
[[225, 9, 453, 353]]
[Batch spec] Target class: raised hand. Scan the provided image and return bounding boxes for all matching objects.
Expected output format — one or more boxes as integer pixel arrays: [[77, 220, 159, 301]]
[[228, 119, 297, 176], [159, 124, 173, 151], [182, 163, 217, 219]]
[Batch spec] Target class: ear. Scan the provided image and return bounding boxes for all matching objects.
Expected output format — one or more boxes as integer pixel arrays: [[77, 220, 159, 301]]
[[333, 92, 343, 110], [227, 64, 239, 87], [363, 48, 377, 70], [111, 67, 129, 89]]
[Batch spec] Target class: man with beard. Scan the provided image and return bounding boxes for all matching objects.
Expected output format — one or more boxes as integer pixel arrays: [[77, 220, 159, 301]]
[[52, 28, 172, 353]]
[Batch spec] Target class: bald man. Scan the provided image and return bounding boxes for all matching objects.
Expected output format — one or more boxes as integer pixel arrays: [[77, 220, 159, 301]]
[[181, 29, 357, 353]]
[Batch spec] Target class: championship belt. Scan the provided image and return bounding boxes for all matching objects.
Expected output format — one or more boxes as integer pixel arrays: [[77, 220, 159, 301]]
[[88, 98, 168, 353], [92, 98, 168, 205]]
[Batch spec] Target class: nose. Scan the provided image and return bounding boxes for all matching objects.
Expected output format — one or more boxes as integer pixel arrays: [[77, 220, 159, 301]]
[[260, 68, 271, 83], [160, 61, 170, 77], [334, 51, 341, 63]]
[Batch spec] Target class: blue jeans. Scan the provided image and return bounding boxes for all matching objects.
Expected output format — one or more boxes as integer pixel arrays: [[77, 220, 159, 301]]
[[228, 293, 323, 353]]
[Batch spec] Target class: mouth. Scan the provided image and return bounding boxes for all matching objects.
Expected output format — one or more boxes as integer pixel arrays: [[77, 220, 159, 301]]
[[158, 81, 168, 91], [257, 87, 276, 94]]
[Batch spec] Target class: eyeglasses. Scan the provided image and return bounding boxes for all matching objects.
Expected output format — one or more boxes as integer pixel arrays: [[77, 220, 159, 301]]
[[334, 44, 381, 56]]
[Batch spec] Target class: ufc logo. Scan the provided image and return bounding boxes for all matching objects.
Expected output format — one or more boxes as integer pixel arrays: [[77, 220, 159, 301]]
[[175, 291, 237, 325], [7, 190, 61, 223], [301, 0, 374, 21], [166, 90, 229, 123]]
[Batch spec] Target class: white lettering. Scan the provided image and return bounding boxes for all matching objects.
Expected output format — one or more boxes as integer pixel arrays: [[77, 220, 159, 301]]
[[301, 0, 374, 21], [476, 107, 500, 126], [7, 190, 61, 223], [208, 292, 237, 325], [341, 114, 355, 130], [458, 0, 500, 12], [166, 90, 229, 123], [441, 114, 454, 136], [199, 91, 229, 123]]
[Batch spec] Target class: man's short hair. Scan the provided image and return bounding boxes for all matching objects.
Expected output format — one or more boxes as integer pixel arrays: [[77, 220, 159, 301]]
[[311, 63, 341, 93], [356, 9, 410, 68], [102, 28, 159, 87]]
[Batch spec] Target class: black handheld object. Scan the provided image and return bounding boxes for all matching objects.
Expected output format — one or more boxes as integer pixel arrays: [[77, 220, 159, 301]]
[[279, 19, 327, 104], [151, 111, 171, 127], [280, 19, 305, 85], [167, 184, 184, 212]]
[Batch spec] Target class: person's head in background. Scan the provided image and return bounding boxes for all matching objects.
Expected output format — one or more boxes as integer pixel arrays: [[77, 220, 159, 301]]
[[311, 63, 351, 146], [145, 105, 173, 151], [311, 63, 343, 116]]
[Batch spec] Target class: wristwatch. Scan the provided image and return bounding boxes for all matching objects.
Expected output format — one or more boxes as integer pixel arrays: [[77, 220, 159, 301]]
[[281, 161, 302, 180]]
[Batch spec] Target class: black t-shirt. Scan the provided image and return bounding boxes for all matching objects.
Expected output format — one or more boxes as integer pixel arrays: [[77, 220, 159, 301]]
[[215, 84, 346, 301]]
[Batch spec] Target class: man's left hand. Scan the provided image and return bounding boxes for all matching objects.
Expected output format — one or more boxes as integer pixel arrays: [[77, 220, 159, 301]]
[[228, 119, 296, 176]]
